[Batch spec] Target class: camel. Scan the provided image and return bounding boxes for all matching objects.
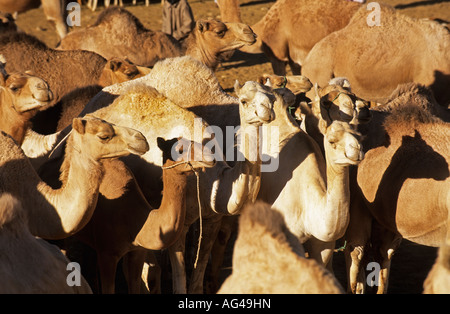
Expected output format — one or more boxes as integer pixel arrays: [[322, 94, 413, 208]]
[[216, 0, 361, 75], [0, 193, 92, 293], [217, 201, 344, 294], [57, 7, 256, 69], [0, 0, 67, 39], [302, 4, 450, 106], [0, 32, 151, 134], [105, 56, 362, 293], [0, 56, 53, 145], [257, 73, 313, 95], [39, 135, 216, 294], [344, 83, 450, 294], [423, 242, 450, 294], [0, 33, 150, 108], [0, 116, 148, 239]]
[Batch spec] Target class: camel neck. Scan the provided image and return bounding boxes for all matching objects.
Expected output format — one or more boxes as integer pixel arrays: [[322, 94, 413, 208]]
[[185, 32, 219, 70], [134, 162, 189, 250], [31, 136, 104, 239]]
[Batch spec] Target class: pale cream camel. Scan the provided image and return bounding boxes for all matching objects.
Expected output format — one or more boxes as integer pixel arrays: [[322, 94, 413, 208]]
[[216, 0, 361, 75], [58, 7, 256, 70], [302, 4, 450, 106], [218, 201, 344, 294], [111, 56, 362, 293], [0, 56, 53, 145], [423, 241, 450, 294], [0, 116, 148, 239], [344, 83, 450, 294], [0, 0, 67, 39], [0, 193, 92, 293]]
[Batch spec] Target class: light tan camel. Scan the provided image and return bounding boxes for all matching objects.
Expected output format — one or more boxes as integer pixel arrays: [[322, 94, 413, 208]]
[[423, 241, 450, 294], [58, 7, 256, 70], [0, 56, 53, 145], [257, 73, 313, 95], [0, 193, 92, 293], [344, 83, 450, 294], [302, 4, 450, 106], [0, 116, 148, 239], [218, 201, 344, 294], [216, 0, 361, 75], [0, 0, 67, 39], [112, 56, 362, 293]]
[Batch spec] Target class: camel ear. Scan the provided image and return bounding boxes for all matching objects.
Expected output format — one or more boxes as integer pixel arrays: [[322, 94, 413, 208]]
[[72, 118, 87, 134], [0, 54, 7, 86], [109, 59, 122, 72], [197, 20, 210, 33], [234, 80, 242, 94]]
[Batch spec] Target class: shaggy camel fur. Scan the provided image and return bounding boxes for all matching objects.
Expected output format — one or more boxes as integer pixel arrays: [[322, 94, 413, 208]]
[[216, 0, 361, 75], [218, 201, 344, 294], [0, 116, 148, 239], [0, 0, 67, 39], [0, 57, 53, 145], [58, 8, 256, 70], [302, 4, 450, 106], [344, 83, 450, 294], [423, 242, 450, 294], [0, 193, 92, 293], [111, 56, 362, 293]]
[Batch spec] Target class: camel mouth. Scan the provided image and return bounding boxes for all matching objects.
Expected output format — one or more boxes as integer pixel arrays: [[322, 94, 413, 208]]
[[195, 159, 216, 169], [127, 144, 149, 156]]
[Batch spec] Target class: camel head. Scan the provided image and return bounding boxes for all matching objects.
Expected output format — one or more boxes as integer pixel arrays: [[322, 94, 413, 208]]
[[99, 57, 151, 86], [0, 58, 53, 115], [71, 115, 149, 160], [322, 120, 364, 166], [258, 74, 313, 95], [313, 82, 372, 127], [195, 19, 256, 54], [157, 137, 216, 173], [234, 80, 276, 126], [0, 56, 53, 144]]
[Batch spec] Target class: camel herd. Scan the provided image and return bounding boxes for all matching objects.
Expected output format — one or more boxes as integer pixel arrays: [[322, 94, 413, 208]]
[[0, 0, 448, 295]]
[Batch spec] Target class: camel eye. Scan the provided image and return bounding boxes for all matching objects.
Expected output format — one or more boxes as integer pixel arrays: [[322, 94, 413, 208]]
[[9, 85, 20, 92], [97, 133, 111, 141], [216, 30, 226, 37]]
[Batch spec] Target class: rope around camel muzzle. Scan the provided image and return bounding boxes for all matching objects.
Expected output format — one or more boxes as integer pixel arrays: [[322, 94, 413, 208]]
[[161, 160, 203, 269]]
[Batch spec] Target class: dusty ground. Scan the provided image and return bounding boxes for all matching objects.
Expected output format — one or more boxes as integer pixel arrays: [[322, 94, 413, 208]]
[[12, 0, 448, 294]]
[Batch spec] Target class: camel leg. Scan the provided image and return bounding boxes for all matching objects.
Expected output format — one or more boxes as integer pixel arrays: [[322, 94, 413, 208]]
[[371, 222, 402, 294], [169, 225, 190, 294], [122, 249, 147, 294], [205, 215, 237, 294], [304, 238, 335, 268], [41, 0, 68, 39], [288, 58, 302, 75], [97, 252, 121, 294], [344, 187, 372, 294], [188, 215, 223, 294], [143, 251, 162, 294]]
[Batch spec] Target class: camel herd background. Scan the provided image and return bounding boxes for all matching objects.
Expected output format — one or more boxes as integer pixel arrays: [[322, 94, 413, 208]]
[[0, 0, 448, 295]]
